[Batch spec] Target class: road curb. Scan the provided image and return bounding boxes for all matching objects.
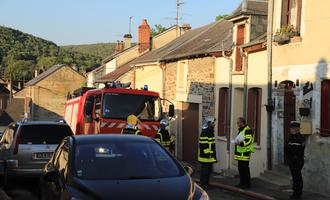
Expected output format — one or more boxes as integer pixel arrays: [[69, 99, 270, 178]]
[[194, 178, 276, 200]]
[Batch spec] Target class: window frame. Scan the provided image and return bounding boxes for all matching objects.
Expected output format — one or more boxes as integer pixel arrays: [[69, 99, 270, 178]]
[[281, 0, 302, 32], [247, 88, 262, 145], [176, 60, 188, 92], [217, 87, 229, 137]]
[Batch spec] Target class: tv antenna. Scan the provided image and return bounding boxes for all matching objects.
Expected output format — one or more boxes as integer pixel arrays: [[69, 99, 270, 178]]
[[176, 0, 184, 36]]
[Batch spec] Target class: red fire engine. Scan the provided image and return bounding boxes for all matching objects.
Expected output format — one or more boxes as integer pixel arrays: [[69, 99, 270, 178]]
[[64, 82, 174, 137]]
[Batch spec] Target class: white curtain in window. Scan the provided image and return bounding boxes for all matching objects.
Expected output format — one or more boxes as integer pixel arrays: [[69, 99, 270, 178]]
[[290, 0, 298, 27]]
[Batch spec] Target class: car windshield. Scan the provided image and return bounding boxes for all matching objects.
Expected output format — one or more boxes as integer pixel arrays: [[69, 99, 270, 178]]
[[74, 141, 183, 180], [102, 93, 161, 121], [19, 125, 72, 144]]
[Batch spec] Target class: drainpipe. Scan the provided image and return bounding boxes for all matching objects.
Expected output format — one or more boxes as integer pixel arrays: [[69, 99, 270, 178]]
[[267, 0, 275, 170], [222, 40, 233, 169], [159, 63, 166, 107], [241, 47, 248, 118]]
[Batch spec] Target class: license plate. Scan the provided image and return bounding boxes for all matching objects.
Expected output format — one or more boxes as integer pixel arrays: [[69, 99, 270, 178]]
[[34, 152, 53, 160]]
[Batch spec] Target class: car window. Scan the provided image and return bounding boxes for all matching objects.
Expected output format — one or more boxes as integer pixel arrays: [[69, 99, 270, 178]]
[[19, 125, 72, 144], [74, 141, 182, 180], [0, 125, 17, 147]]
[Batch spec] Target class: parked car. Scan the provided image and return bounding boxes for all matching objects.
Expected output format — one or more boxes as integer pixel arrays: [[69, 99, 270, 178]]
[[0, 120, 73, 183], [40, 134, 209, 200]]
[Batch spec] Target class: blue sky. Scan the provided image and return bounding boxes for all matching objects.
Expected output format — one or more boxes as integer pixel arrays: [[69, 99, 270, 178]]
[[0, 0, 241, 46]]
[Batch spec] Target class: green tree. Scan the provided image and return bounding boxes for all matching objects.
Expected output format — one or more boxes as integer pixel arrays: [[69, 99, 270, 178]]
[[150, 24, 168, 37], [216, 14, 229, 21]]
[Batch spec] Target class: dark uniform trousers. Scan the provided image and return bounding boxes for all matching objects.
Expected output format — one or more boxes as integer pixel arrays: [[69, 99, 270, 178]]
[[238, 159, 251, 187], [200, 163, 213, 186], [285, 133, 305, 198]]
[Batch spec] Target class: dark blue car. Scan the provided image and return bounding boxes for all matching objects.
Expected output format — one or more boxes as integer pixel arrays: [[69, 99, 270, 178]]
[[40, 134, 209, 200]]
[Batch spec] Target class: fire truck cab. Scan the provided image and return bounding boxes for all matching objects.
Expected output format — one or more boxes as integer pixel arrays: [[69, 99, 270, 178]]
[[64, 82, 174, 138]]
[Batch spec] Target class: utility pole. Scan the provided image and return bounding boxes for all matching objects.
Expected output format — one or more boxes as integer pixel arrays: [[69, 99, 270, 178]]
[[176, 0, 184, 37]]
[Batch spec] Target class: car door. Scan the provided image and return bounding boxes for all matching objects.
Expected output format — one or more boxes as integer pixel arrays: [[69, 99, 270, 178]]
[[0, 125, 16, 175], [43, 140, 69, 200]]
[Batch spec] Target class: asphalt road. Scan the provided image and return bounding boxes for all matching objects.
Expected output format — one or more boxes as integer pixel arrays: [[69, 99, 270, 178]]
[[1, 178, 255, 200]]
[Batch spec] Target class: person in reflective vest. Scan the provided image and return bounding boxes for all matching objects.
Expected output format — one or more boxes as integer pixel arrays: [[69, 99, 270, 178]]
[[155, 119, 171, 150], [234, 117, 254, 189], [121, 115, 142, 135], [198, 116, 217, 188], [285, 121, 305, 200]]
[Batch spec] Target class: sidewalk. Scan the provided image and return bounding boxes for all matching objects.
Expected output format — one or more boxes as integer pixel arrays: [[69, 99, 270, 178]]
[[192, 169, 329, 200]]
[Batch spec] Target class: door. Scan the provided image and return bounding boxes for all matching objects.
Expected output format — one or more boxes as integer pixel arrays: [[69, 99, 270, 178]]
[[283, 83, 296, 163], [182, 102, 199, 164]]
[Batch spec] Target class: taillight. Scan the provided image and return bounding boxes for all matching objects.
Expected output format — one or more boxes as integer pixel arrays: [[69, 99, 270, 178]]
[[13, 131, 20, 154]]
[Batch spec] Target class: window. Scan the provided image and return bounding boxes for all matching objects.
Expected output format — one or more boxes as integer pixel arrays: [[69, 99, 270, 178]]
[[247, 88, 262, 144], [321, 80, 330, 136], [176, 61, 188, 91], [217, 88, 229, 136], [102, 93, 161, 121], [235, 24, 245, 71], [19, 125, 72, 144], [281, 0, 302, 32], [94, 94, 101, 119]]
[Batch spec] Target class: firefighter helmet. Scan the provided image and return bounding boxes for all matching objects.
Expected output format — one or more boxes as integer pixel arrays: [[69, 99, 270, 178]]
[[127, 115, 138, 125], [160, 119, 169, 127], [202, 116, 215, 129]]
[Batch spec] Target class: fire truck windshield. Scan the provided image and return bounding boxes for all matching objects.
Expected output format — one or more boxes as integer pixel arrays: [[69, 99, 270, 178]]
[[102, 93, 161, 121]]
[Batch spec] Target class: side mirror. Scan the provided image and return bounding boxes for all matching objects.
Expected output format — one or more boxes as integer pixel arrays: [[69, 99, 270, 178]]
[[183, 165, 194, 176], [168, 104, 175, 117], [43, 169, 58, 183]]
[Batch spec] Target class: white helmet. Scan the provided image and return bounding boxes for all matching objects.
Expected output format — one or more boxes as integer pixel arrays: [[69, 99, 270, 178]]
[[202, 116, 215, 129], [160, 119, 169, 127]]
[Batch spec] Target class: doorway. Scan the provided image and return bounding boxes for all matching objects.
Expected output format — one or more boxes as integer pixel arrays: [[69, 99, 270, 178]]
[[182, 102, 199, 165]]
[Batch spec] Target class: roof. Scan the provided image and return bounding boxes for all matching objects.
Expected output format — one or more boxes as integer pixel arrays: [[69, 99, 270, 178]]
[[98, 19, 233, 82], [227, 0, 268, 20], [240, 32, 267, 49], [161, 20, 233, 61], [133, 19, 233, 64], [102, 44, 138, 64], [98, 59, 136, 81], [25, 64, 84, 86]]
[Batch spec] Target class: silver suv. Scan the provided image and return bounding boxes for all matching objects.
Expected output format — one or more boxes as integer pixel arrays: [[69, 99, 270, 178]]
[[0, 120, 73, 183]]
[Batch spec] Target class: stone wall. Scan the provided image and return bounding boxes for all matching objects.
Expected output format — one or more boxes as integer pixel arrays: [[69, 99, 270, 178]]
[[32, 67, 86, 120], [187, 57, 215, 118]]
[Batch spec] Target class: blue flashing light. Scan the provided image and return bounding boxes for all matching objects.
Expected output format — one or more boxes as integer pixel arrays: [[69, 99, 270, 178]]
[[144, 85, 148, 91]]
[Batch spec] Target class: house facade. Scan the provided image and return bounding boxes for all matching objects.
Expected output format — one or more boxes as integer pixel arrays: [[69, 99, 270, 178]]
[[23, 65, 86, 120], [88, 20, 188, 88], [212, 0, 268, 177], [271, 0, 330, 194]]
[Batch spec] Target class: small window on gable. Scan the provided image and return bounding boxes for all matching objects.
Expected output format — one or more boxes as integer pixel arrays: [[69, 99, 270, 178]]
[[176, 61, 188, 91], [281, 0, 302, 32]]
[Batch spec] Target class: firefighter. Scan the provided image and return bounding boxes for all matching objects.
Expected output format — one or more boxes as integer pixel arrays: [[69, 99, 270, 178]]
[[155, 119, 171, 151], [234, 117, 254, 189], [121, 115, 142, 135], [285, 121, 305, 200], [198, 116, 217, 188]]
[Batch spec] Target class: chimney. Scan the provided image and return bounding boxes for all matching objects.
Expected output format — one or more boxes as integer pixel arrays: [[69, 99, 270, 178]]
[[181, 24, 191, 32], [242, 0, 248, 12], [120, 41, 124, 51], [115, 40, 120, 53], [138, 19, 151, 53], [123, 34, 132, 49]]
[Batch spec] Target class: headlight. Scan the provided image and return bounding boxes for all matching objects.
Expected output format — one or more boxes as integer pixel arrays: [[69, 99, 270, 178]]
[[198, 190, 209, 200]]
